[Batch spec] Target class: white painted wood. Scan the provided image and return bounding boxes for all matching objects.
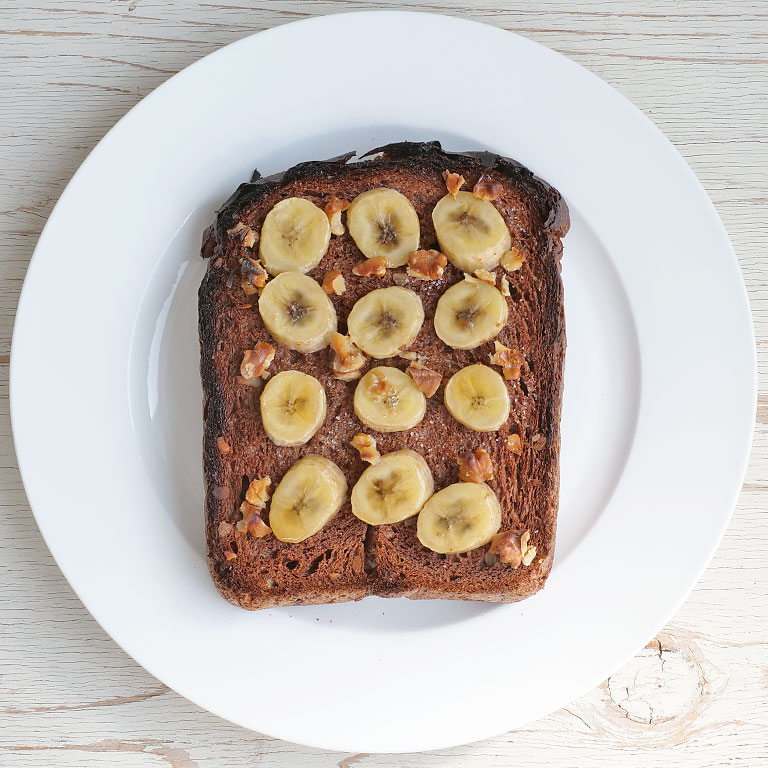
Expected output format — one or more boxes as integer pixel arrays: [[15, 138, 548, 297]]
[[1, 1, 766, 764]]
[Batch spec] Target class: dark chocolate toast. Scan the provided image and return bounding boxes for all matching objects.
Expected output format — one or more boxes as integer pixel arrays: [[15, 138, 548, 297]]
[[199, 141, 568, 609]]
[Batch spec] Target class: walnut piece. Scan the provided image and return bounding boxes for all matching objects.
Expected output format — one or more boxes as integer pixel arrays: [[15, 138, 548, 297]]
[[392, 271, 408, 286], [369, 372, 396, 399], [473, 173, 503, 201], [330, 332, 367, 380], [242, 227, 257, 249], [352, 256, 388, 277], [322, 269, 346, 295], [245, 476, 271, 507], [224, 549, 238, 561], [488, 529, 535, 568], [489, 341, 524, 380], [236, 500, 272, 537], [324, 196, 350, 236], [457, 448, 494, 483], [443, 169, 466, 199], [506, 433, 522, 455], [241, 256, 268, 291], [500, 274, 511, 297], [240, 341, 275, 380], [407, 249, 447, 281], [216, 436, 231, 455], [473, 268, 496, 286], [406, 361, 442, 398], [500, 247, 525, 272], [350, 433, 381, 465], [226, 221, 247, 236]]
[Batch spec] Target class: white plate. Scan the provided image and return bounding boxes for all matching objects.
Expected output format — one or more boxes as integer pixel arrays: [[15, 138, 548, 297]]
[[11, 12, 755, 753]]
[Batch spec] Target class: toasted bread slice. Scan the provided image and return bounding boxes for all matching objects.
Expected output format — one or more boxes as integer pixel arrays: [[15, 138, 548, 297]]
[[199, 141, 568, 609]]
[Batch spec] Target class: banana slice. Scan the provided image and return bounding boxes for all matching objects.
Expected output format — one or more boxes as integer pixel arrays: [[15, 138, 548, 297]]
[[347, 286, 424, 359], [269, 455, 347, 543], [258, 271, 337, 353], [434, 276, 508, 350], [354, 366, 426, 432], [259, 197, 331, 275], [432, 191, 511, 272], [417, 482, 502, 553], [260, 371, 326, 446], [351, 449, 434, 525], [347, 188, 420, 267], [444, 364, 510, 431]]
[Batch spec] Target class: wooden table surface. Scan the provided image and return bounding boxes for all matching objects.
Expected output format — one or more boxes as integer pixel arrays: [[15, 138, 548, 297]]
[[1, 1, 766, 765]]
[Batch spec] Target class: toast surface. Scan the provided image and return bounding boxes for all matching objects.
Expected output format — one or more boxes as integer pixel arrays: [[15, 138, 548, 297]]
[[199, 141, 568, 609]]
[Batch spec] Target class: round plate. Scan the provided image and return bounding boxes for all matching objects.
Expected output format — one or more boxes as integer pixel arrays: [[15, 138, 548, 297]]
[[11, 12, 755, 753]]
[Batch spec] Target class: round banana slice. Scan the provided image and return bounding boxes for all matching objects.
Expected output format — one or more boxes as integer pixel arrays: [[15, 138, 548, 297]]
[[432, 191, 511, 272], [434, 277, 509, 350], [417, 482, 502, 553], [347, 188, 420, 267], [354, 366, 426, 433], [444, 364, 510, 432], [260, 371, 326, 447], [258, 271, 337, 353], [269, 455, 347, 543], [347, 286, 424, 359], [351, 449, 434, 525], [259, 197, 331, 275]]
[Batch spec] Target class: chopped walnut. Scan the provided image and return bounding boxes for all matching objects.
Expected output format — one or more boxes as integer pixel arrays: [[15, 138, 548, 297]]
[[240, 341, 275, 380], [392, 271, 408, 286], [224, 550, 238, 561], [242, 227, 257, 249], [322, 269, 346, 295], [443, 170, 466, 199], [236, 501, 272, 537], [245, 476, 271, 507], [457, 448, 494, 483], [488, 529, 535, 568], [369, 372, 395, 399], [226, 221, 247, 236], [240, 256, 268, 292], [406, 361, 442, 398], [473, 268, 496, 286], [506, 433, 523, 455], [324, 196, 350, 236], [473, 173, 503, 201], [500, 247, 525, 272], [489, 341, 524, 380], [531, 433, 547, 452], [216, 437, 231, 455], [218, 521, 234, 538], [407, 249, 447, 281], [241, 283, 259, 296], [352, 256, 388, 277], [330, 332, 367, 380], [500, 274, 511, 297], [351, 433, 381, 465]]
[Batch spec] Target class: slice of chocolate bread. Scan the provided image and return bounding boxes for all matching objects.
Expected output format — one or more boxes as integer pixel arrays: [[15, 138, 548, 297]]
[[199, 141, 568, 609]]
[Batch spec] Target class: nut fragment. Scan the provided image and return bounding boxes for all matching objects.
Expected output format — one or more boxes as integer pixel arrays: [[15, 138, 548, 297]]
[[488, 529, 535, 568], [226, 221, 247, 236], [218, 521, 234, 538], [241, 256, 268, 293], [242, 227, 257, 249], [457, 447, 494, 483], [236, 501, 272, 537], [216, 437, 231, 455], [245, 476, 271, 507], [500, 275, 511, 297], [324, 196, 350, 236], [406, 361, 442, 398], [443, 170, 466, 199], [352, 256, 388, 277], [407, 249, 447, 281], [392, 271, 408, 286], [224, 550, 238, 561], [330, 332, 367, 380], [489, 340, 524, 380], [500, 247, 525, 272], [322, 269, 347, 295], [506, 433, 522, 455], [350, 433, 381, 465], [473, 173, 503, 201], [240, 341, 275, 380], [473, 268, 496, 286]]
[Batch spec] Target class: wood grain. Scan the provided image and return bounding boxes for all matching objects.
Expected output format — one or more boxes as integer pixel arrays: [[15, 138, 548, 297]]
[[1, 1, 767, 765]]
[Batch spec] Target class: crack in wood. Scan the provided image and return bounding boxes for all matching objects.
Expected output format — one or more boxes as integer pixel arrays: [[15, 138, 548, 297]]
[[3, 685, 168, 715]]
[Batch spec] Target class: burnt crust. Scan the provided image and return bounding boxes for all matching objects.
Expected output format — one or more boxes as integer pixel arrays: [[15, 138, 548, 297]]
[[199, 141, 569, 609]]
